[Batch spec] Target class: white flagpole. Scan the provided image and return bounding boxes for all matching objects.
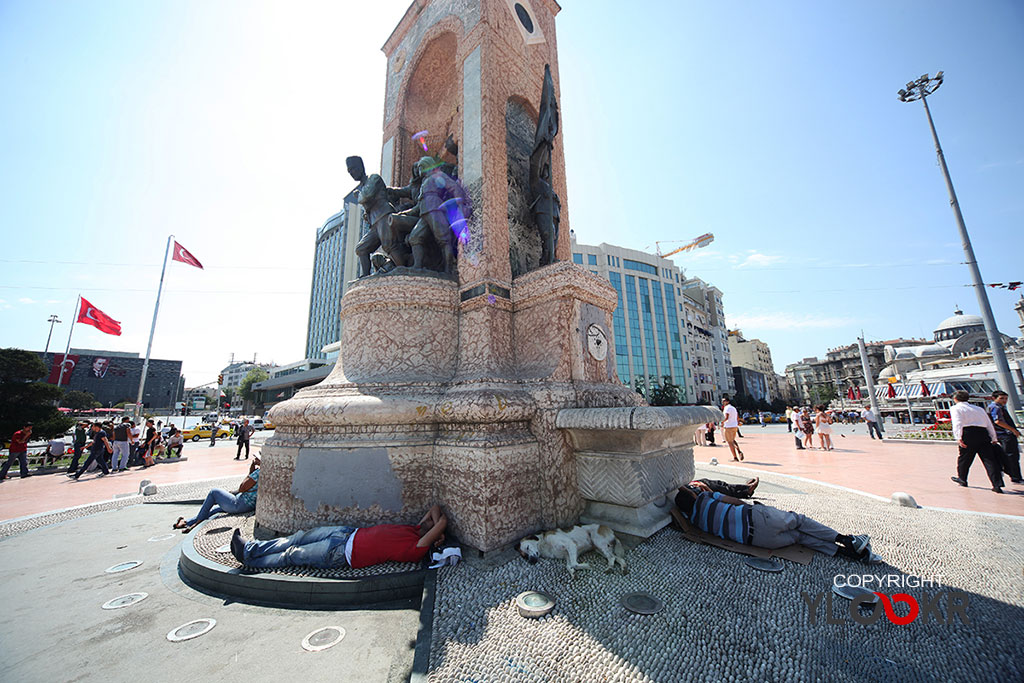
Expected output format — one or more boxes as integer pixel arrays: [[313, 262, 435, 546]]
[[136, 235, 173, 413], [56, 295, 81, 389]]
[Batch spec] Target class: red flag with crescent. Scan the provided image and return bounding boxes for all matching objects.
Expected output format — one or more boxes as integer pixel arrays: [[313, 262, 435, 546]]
[[886, 383, 896, 399], [920, 380, 931, 397], [172, 240, 204, 269], [77, 297, 122, 336]]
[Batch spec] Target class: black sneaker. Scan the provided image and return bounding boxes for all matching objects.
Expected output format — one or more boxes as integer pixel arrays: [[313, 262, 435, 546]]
[[851, 534, 871, 554], [230, 529, 246, 564], [950, 476, 968, 487]]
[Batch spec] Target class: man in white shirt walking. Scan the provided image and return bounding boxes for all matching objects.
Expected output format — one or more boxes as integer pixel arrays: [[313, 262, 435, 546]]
[[860, 406, 883, 440], [721, 396, 744, 461], [950, 390, 1004, 493]]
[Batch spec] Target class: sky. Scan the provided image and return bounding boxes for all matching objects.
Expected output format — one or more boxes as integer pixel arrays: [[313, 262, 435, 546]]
[[1, 0, 1023, 388]]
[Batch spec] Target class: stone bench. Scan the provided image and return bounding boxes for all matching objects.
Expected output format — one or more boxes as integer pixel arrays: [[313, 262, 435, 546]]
[[556, 405, 722, 537]]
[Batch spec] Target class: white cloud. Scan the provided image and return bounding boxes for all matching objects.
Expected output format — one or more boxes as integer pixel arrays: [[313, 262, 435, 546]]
[[736, 251, 783, 268], [45, 299, 61, 304], [18, 297, 37, 305], [729, 312, 855, 331]]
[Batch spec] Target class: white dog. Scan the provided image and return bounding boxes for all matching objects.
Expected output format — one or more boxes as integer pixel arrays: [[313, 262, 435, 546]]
[[518, 524, 627, 577]]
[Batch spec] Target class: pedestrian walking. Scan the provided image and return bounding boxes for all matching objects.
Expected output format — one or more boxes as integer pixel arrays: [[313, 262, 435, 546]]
[[860, 405, 883, 440], [68, 421, 87, 473], [785, 406, 793, 432], [720, 396, 744, 461], [69, 423, 111, 480], [988, 390, 1023, 484], [111, 418, 132, 472], [792, 410, 806, 450], [235, 418, 254, 460], [128, 420, 141, 466], [209, 422, 218, 448], [139, 419, 157, 468], [1, 423, 33, 481], [949, 391, 1004, 493]]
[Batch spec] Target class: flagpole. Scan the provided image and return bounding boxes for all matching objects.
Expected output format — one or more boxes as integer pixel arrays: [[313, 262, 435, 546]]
[[57, 295, 81, 390], [136, 235, 172, 415]]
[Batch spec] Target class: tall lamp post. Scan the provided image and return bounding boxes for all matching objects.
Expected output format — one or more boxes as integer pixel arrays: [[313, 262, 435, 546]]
[[44, 314, 61, 355], [898, 72, 1021, 414]]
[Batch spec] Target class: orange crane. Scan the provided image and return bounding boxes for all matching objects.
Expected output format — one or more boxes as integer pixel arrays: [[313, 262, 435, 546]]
[[655, 233, 715, 258]]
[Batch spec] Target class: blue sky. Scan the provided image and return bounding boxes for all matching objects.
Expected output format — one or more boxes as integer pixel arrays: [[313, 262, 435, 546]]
[[1, 0, 1022, 387]]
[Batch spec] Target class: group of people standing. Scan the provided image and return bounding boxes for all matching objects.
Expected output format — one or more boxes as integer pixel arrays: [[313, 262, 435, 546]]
[[950, 389, 1022, 494], [65, 417, 177, 480], [787, 405, 837, 451]]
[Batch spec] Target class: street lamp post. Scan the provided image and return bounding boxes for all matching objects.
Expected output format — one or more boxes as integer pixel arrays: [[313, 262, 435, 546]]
[[898, 72, 1022, 414], [44, 314, 61, 355]]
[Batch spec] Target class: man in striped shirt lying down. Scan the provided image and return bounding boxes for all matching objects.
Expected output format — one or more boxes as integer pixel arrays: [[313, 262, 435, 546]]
[[674, 485, 880, 563]]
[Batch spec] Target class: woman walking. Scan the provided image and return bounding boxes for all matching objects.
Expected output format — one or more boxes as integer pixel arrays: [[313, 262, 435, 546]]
[[802, 408, 815, 449]]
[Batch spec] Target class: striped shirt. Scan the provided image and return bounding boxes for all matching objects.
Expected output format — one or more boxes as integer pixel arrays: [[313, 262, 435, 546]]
[[690, 491, 752, 544]]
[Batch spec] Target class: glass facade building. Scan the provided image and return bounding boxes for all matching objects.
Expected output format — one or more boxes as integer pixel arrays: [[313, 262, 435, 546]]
[[305, 190, 361, 360]]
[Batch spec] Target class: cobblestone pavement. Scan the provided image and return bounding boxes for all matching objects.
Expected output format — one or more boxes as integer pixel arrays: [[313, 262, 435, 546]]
[[427, 469, 1024, 682]]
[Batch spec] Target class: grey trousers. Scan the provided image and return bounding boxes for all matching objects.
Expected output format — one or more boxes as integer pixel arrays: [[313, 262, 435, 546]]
[[750, 504, 839, 555]]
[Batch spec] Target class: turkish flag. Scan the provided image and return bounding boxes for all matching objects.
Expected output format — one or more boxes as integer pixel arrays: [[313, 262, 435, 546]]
[[47, 354, 79, 383], [887, 383, 896, 399], [856, 386, 862, 400], [77, 297, 122, 335], [920, 380, 931, 397], [847, 387, 855, 400], [172, 240, 204, 269]]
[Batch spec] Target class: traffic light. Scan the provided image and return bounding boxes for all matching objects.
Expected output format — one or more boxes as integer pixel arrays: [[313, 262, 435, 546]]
[[224, 402, 230, 409], [218, 374, 224, 384]]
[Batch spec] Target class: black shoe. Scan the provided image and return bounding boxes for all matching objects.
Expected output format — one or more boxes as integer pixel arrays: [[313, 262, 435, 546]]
[[1011, 479, 1024, 484], [234, 456, 240, 460], [950, 477, 968, 487], [230, 529, 246, 564], [992, 487, 1004, 494]]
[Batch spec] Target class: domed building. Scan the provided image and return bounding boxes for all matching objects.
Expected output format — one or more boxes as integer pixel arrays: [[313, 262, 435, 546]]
[[874, 308, 1021, 423]]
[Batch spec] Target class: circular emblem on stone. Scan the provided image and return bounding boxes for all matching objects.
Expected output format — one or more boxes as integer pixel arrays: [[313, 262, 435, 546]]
[[105, 560, 143, 574], [586, 324, 608, 361], [514, 3, 534, 33], [743, 557, 784, 573], [167, 618, 217, 642], [301, 626, 346, 652], [102, 593, 149, 610], [621, 591, 664, 614], [516, 591, 555, 618], [392, 50, 406, 74]]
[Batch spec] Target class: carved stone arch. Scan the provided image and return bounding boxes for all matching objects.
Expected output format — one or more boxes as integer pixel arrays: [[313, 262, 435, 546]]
[[396, 23, 462, 186], [506, 95, 539, 278]]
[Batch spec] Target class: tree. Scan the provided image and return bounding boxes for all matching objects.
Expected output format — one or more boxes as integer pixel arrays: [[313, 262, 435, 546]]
[[63, 390, 100, 411], [239, 367, 270, 408], [650, 375, 683, 406], [808, 384, 837, 406], [0, 348, 73, 442]]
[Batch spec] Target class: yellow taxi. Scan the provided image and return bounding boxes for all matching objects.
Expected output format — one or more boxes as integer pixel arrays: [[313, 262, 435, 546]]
[[182, 424, 232, 442], [263, 418, 276, 430]]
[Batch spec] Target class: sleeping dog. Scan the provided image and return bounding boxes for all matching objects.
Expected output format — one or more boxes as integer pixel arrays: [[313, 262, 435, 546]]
[[518, 524, 628, 578]]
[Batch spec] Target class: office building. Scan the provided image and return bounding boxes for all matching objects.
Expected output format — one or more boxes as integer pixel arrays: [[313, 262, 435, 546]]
[[305, 190, 363, 360], [570, 234, 733, 403], [728, 329, 779, 401], [41, 348, 182, 409]]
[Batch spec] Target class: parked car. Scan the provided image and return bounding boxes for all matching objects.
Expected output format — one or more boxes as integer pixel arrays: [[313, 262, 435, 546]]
[[252, 418, 265, 430], [182, 424, 232, 442], [263, 418, 275, 430]]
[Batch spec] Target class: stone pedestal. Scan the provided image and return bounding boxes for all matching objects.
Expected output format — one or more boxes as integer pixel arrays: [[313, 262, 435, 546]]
[[557, 406, 722, 537], [262, 265, 641, 552]]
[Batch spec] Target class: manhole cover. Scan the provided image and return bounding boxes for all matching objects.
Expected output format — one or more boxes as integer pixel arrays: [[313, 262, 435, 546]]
[[102, 593, 149, 610], [832, 583, 880, 606], [167, 618, 216, 642], [301, 626, 346, 652], [148, 534, 175, 542], [744, 557, 784, 572], [215, 544, 232, 553], [621, 592, 664, 615], [515, 591, 555, 618], [105, 560, 143, 574]]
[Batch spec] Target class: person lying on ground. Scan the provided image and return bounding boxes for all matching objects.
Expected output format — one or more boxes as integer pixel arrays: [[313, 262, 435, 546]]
[[173, 457, 260, 532], [689, 477, 759, 498], [229, 504, 449, 570], [674, 484, 878, 563]]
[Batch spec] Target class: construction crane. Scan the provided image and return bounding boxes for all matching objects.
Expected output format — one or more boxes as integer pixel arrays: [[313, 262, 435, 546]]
[[654, 233, 715, 258]]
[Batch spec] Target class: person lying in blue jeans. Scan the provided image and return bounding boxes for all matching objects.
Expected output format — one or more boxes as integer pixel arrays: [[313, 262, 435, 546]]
[[229, 504, 448, 570], [174, 457, 260, 532]]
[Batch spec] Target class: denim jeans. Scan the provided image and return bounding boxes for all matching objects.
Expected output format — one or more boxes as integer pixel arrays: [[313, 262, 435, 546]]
[[185, 488, 255, 526], [243, 526, 357, 569], [866, 421, 883, 439], [74, 448, 110, 478], [112, 441, 131, 470], [1, 451, 30, 479]]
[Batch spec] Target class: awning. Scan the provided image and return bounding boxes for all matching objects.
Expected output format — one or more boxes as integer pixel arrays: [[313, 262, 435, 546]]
[[874, 382, 950, 400]]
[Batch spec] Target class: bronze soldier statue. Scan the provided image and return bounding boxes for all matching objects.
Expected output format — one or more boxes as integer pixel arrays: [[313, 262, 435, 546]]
[[349, 156, 398, 278], [408, 157, 468, 275], [529, 64, 561, 266]]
